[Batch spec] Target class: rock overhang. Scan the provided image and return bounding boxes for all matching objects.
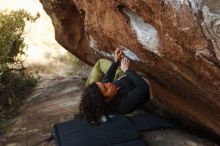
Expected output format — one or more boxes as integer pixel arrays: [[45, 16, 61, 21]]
[[40, 0, 220, 141]]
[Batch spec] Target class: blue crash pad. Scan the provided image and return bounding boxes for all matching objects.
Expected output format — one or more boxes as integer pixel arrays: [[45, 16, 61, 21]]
[[53, 113, 174, 146], [53, 115, 145, 146]]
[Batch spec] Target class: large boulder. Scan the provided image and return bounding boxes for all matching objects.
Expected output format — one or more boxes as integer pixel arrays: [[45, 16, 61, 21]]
[[40, 0, 220, 139]]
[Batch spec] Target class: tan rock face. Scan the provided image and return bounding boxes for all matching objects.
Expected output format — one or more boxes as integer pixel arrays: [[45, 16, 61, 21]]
[[40, 0, 220, 138]]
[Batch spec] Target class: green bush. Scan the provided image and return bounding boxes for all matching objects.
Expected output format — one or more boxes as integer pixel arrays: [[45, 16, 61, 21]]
[[0, 9, 39, 120]]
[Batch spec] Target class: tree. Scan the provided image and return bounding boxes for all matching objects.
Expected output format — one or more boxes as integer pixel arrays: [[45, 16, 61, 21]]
[[0, 9, 39, 121]]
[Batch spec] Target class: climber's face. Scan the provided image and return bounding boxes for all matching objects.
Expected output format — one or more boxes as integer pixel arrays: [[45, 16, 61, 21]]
[[96, 82, 117, 101]]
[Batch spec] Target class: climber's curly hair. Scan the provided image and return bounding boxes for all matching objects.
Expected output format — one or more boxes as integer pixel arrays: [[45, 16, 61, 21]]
[[79, 83, 109, 125]]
